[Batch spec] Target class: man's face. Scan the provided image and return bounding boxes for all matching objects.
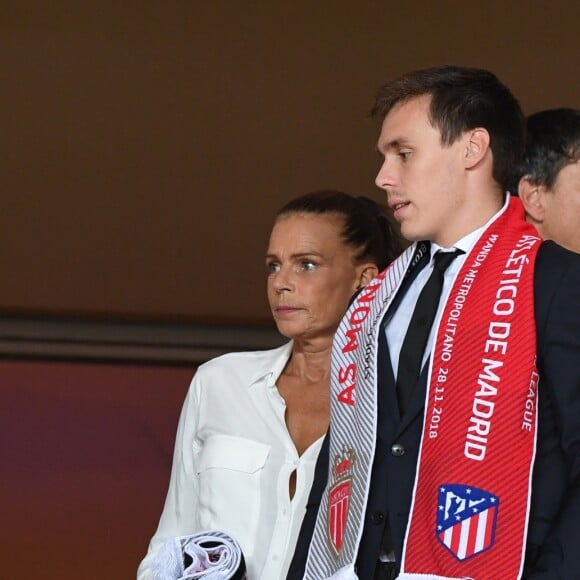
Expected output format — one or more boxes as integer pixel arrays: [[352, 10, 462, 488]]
[[374, 95, 468, 247], [540, 160, 580, 253]]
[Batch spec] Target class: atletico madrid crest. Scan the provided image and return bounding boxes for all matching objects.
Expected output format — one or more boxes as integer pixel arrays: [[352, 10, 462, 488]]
[[436, 483, 499, 561], [327, 447, 356, 556]]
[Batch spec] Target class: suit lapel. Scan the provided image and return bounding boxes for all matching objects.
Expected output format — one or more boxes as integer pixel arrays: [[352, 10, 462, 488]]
[[396, 361, 430, 435], [377, 244, 431, 440], [377, 330, 400, 437]]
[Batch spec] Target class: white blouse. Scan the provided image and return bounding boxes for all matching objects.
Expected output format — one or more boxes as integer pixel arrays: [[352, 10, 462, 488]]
[[137, 342, 324, 579]]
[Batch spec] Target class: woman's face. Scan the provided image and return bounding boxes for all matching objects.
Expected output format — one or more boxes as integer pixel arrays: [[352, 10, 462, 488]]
[[266, 213, 377, 342]]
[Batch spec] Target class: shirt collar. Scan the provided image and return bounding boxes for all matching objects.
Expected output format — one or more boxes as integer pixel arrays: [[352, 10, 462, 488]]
[[429, 195, 509, 260], [430, 227, 483, 260], [247, 340, 293, 388]]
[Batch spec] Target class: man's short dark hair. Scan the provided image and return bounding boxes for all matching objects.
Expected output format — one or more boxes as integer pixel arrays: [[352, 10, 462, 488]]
[[515, 108, 580, 190], [371, 65, 525, 192]]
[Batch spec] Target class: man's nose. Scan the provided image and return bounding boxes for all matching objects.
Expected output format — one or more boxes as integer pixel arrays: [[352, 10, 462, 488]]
[[375, 157, 397, 190]]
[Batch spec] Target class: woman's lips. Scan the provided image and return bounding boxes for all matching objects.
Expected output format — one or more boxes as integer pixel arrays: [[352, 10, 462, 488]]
[[275, 306, 302, 315]]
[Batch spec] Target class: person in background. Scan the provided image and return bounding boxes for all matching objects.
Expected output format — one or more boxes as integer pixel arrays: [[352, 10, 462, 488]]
[[289, 66, 580, 580], [137, 190, 402, 579], [515, 108, 580, 252]]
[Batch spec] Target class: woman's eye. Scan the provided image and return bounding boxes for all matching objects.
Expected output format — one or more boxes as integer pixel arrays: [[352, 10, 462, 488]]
[[399, 150, 411, 161]]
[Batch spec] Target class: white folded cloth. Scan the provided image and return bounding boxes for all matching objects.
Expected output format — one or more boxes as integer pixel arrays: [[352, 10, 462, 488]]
[[152, 530, 246, 580]]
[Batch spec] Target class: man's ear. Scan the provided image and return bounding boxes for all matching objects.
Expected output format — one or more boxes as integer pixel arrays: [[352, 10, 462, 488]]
[[355, 263, 379, 290], [464, 128, 491, 170], [518, 176, 545, 224]]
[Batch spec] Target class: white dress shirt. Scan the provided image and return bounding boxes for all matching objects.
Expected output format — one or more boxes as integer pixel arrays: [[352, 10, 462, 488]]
[[137, 342, 324, 580], [385, 226, 485, 376]]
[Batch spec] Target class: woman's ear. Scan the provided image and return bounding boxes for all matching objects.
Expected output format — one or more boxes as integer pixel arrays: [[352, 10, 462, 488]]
[[355, 263, 379, 290], [518, 176, 545, 224], [464, 128, 491, 170]]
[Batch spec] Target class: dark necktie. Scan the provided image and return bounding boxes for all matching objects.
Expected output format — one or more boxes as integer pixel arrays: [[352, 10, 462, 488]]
[[396, 249, 462, 415]]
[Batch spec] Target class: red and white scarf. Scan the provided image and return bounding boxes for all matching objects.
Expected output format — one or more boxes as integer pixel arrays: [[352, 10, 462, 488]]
[[304, 197, 541, 580]]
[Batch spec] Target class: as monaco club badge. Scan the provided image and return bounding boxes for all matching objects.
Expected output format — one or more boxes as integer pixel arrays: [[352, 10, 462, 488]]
[[327, 447, 356, 556]]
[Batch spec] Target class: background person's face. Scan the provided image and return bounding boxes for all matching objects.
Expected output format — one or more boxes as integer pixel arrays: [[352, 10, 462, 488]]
[[540, 160, 580, 253], [266, 213, 363, 342]]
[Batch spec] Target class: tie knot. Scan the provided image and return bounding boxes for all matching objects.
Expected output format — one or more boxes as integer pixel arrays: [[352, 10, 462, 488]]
[[433, 249, 462, 273]]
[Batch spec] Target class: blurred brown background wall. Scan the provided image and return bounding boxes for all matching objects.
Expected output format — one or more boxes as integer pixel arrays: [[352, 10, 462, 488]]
[[0, 3, 578, 579], [1, 1, 578, 327], [1, 359, 193, 579]]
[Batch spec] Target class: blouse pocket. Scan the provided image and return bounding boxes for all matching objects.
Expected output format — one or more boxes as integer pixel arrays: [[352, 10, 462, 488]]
[[195, 435, 270, 548]]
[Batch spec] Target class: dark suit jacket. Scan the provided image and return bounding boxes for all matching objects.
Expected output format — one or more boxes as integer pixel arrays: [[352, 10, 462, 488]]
[[288, 241, 580, 580]]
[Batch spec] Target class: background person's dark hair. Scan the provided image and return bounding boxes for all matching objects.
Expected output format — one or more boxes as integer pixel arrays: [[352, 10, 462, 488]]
[[277, 190, 402, 271], [514, 108, 580, 191], [371, 65, 525, 193]]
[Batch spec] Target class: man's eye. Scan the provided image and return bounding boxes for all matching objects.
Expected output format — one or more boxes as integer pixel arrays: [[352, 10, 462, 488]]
[[301, 260, 316, 271], [399, 151, 411, 161], [267, 262, 280, 273]]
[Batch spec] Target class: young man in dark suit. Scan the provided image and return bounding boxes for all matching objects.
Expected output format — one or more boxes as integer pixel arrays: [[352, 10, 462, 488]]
[[288, 66, 580, 580]]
